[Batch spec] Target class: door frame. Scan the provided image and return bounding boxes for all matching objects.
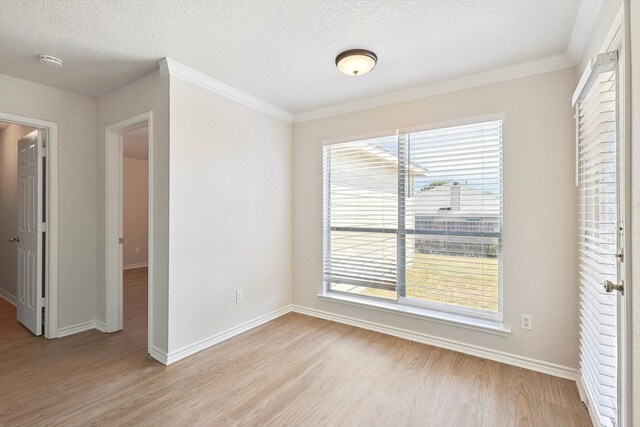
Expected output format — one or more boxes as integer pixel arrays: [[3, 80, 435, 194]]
[[0, 111, 58, 339], [105, 111, 154, 354], [603, 6, 632, 425], [618, 2, 632, 425]]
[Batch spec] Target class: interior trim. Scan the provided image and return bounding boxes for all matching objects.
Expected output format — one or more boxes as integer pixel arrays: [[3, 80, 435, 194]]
[[146, 302, 576, 381], [567, 0, 605, 62], [292, 304, 578, 381], [292, 53, 575, 123], [149, 345, 168, 365], [576, 372, 603, 427], [163, 305, 292, 365], [0, 288, 17, 306], [57, 320, 106, 338], [158, 58, 293, 123], [317, 292, 510, 336]]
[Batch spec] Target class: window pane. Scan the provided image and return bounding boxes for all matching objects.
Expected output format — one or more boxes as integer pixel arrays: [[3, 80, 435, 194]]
[[323, 121, 503, 319], [323, 136, 398, 299], [404, 121, 503, 317]]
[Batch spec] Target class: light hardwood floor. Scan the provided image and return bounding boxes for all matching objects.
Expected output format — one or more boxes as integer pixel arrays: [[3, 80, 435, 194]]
[[0, 268, 591, 426]]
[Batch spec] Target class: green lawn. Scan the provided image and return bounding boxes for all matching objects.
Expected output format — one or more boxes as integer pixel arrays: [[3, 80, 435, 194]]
[[363, 253, 499, 312]]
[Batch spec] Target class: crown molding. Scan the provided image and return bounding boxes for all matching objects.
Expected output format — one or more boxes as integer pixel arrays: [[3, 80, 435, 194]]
[[158, 58, 293, 123], [293, 53, 575, 123], [567, 0, 604, 62], [159, 51, 576, 126]]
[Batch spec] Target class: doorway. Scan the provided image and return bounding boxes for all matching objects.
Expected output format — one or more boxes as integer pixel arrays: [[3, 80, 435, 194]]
[[0, 113, 59, 339], [105, 112, 154, 355], [122, 125, 149, 343]]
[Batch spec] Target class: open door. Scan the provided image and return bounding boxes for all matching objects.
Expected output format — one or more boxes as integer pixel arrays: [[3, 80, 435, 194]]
[[16, 129, 44, 335], [575, 47, 629, 426]]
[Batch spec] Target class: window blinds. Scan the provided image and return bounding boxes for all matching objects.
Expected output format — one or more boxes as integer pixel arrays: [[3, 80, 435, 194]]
[[323, 120, 503, 319], [323, 136, 399, 299], [577, 68, 618, 427], [404, 122, 503, 319]]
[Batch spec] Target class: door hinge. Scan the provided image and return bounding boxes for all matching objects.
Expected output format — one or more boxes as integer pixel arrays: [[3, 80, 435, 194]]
[[119, 237, 124, 244], [40, 297, 46, 306], [615, 248, 624, 263], [39, 147, 48, 157], [40, 222, 48, 232]]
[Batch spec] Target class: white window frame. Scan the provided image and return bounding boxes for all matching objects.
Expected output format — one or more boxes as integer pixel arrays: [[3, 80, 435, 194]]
[[322, 113, 506, 327]]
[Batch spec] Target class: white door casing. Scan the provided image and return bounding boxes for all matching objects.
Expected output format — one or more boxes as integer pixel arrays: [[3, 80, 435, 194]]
[[16, 130, 44, 335], [106, 126, 124, 332], [105, 111, 154, 358]]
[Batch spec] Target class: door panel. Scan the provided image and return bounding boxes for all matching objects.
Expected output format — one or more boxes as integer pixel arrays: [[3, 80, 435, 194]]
[[16, 130, 43, 335], [577, 52, 626, 426]]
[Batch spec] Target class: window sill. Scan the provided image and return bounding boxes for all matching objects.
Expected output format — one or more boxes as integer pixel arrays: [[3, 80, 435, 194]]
[[317, 292, 511, 336]]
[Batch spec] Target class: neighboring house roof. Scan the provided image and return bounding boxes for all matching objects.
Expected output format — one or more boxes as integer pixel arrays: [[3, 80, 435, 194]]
[[413, 182, 500, 217], [358, 142, 428, 176]]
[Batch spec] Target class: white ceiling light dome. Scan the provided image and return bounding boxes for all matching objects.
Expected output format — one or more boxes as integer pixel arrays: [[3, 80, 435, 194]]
[[335, 49, 377, 77], [39, 54, 63, 68]]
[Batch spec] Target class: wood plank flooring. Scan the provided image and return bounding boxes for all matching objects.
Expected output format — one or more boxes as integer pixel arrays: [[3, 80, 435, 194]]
[[0, 268, 591, 426]]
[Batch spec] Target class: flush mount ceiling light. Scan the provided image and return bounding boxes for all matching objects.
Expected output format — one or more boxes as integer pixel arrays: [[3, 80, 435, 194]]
[[39, 54, 63, 68], [335, 49, 377, 77]]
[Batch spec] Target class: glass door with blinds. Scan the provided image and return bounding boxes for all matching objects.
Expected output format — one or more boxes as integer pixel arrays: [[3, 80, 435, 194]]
[[323, 120, 503, 322], [575, 50, 625, 427]]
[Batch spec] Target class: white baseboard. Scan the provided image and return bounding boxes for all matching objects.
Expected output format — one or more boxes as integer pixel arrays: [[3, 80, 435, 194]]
[[149, 345, 168, 364], [165, 305, 292, 365], [291, 305, 578, 381], [576, 373, 601, 427], [0, 288, 17, 306], [79, 302, 577, 385], [58, 320, 106, 337], [123, 262, 148, 270]]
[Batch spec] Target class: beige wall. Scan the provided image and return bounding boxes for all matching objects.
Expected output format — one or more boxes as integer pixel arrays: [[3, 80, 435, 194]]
[[0, 73, 98, 331], [0, 124, 36, 301], [123, 157, 148, 268], [167, 77, 292, 353], [292, 67, 579, 368], [629, 1, 639, 425], [97, 71, 170, 352]]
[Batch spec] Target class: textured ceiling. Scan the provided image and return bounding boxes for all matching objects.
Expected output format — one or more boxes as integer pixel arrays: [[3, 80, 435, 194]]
[[0, 0, 581, 113], [123, 125, 148, 160]]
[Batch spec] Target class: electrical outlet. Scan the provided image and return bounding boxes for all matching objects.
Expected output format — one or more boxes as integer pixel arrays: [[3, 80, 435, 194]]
[[135, 247, 140, 254], [236, 290, 243, 303], [521, 314, 532, 330]]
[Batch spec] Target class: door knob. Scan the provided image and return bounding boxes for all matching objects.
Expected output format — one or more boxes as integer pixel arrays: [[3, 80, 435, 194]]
[[8, 237, 19, 242], [603, 280, 624, 295]]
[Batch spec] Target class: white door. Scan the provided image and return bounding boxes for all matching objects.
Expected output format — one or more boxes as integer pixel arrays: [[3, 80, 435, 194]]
[[16, 130, 44, 335], [576, 50, 627, 427]]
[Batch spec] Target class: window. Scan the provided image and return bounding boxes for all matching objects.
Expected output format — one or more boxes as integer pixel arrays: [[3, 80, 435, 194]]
[[323, 120, 503, 322]]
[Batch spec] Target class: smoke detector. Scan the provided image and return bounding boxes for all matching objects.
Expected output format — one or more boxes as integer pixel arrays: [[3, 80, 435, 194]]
[[39, 55, 63, 68]]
